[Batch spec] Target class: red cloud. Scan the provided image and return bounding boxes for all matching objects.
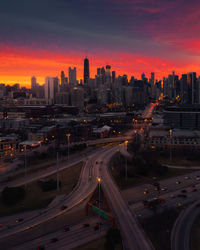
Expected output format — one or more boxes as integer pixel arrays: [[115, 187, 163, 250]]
[[1, 45, 200, 87]]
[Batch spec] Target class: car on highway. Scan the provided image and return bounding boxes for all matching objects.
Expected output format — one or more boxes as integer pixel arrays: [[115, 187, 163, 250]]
[[60, 205, 67, 210], [50, 238, 58, 243], [62, 225, 70, 232], [176, 181, 181, 184], [161, 187, 167, 191], [16, 218, 24, 223], [184, 176, 190, 180], [196, 176, 200, 180], [144, 189, 149, 194], [83, 223, 90, 228], [177, 202, 182, 207]]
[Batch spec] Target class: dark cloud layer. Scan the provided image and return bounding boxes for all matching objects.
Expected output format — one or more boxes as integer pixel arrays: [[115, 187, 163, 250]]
[[1, 0, 200, 60]]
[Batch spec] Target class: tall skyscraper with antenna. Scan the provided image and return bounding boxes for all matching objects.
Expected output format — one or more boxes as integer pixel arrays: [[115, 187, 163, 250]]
[[84, 57, 89, 84]]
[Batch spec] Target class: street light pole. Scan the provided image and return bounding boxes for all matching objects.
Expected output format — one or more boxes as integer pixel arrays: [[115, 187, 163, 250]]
[[66, 134, 70, 161], [97, 177, 101, 246]]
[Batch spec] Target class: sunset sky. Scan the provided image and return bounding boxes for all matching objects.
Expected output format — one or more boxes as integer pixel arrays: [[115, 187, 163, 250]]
[[1, 0, 200, 87]]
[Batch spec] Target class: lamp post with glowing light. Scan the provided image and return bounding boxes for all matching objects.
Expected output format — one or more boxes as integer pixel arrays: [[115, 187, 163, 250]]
[[66, 134, 70, 161], [97, 177, 101, 244]]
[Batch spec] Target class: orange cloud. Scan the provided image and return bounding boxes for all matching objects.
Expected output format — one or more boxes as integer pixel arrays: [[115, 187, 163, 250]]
[[1, 45, 200, 87]]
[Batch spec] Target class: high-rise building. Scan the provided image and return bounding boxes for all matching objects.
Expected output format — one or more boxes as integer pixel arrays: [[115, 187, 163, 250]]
[[124, 86, 133, 106], [187, 72, 197, 104], [180, 74, 188, 103], [70, 87, 84, 108], [84, 58, 90, 84], [61, 71, 65, 86], [44, 77, 59, 104], [31, 76, 37, 89], [112, 71, 116, 83], [150, 72, 155, 98], [100, 67, 106, 83], [97, 68, 101, 76], [61, 71, 68, 91], [106, 65, 111, 75], [31, 76, 39, 97], [141, 73, 145, 81], [69, 67, 77, 86]]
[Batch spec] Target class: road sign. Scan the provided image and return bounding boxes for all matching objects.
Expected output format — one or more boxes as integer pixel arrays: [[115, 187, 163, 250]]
[[92, 205, 109, 219]]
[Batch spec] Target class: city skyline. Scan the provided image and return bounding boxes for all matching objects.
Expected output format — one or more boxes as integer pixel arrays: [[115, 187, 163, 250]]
[[1, 0, 200, 86]]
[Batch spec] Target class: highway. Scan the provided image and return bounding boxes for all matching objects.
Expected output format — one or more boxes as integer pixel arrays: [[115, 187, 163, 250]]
[[0, 136, 132, 190], [100, 146, 154, 250], [0, 148, 104, 245], [171, 201, 200, 250], [142, 102, 158, 119], [0, 144, 155, 250], [131, 181, 200, 218], [122, 168, 200, 204], [10, 216, 109, 250], [0, 103, 158, 249]]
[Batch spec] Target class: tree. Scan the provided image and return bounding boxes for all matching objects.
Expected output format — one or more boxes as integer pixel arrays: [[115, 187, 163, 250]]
[[105, 228, 122, 250], [2, 186, 25, 206]]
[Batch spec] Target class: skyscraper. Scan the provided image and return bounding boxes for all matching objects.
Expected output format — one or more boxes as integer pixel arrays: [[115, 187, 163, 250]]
[[31, 76, 37, 89], [97, 68, 101, 76], [60, 71, 67, 91], [70, 87, 84, 108], [44, 77, 59, 104], [69, 67, 77, 86], [150, 72, 155, 98], [105, 65, 111, 84], [112, 71, 116, 83], [61, 71, 65, 86], [100, 67, 106, 83], [84, 58, 89, 84], [187, 72, 197, 104]]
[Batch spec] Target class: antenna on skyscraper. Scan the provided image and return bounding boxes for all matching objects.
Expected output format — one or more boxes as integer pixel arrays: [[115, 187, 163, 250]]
[[85, 49, 88, 59]]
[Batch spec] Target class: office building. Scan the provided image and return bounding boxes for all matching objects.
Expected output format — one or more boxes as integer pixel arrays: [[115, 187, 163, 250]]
[[44, 77, 60, 104], [69, 67, 77, 86], [70, 87, 84, 108], [84, 58, 90, 84]]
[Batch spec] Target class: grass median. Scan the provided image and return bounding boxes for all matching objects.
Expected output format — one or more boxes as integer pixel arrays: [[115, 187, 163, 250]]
[[0, 162, 83, 216]]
